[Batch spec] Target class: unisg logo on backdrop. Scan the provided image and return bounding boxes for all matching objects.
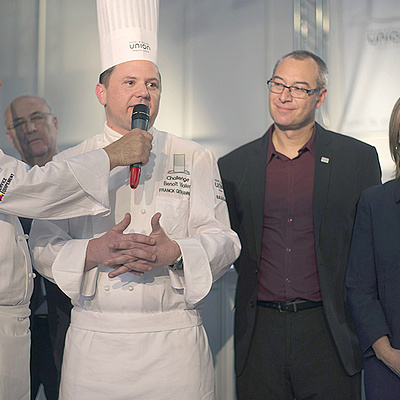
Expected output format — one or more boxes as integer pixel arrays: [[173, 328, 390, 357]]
[[129, 41, 151, 53], [367, 27, 400, 48]]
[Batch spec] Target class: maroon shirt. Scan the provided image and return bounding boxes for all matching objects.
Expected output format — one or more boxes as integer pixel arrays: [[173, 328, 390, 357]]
[[257, 126, 322, 302]]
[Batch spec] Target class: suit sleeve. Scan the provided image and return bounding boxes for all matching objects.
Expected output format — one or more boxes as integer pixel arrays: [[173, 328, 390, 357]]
[[358, 146, 382, 189], [346, 190, 390, 354], [218, 158, 242, 272]]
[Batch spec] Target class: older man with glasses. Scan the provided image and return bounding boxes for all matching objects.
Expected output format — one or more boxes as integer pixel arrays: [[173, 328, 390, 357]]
[[219, 50, 382, 399], [4, 95, 73, 400], [5, 95, 58, 168]]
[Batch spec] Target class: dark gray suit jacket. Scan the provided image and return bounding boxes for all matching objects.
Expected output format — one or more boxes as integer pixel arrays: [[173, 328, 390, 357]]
[[346, 179, 400, 356], [218, 123, 382, 376]]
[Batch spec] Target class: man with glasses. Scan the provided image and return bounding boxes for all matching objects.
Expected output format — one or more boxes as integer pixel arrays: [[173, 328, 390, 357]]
[[5, 95, 58, 168], [218, 50, 382, 399], [4, 95, 70, 400]]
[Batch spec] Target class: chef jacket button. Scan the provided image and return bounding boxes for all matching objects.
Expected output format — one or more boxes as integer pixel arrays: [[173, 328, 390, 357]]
[[28, 272, 35, 279], [104, 285, 110, 292], [128, 286, 134, 291], [24, 234, 29, 240], [141, 209, 146, 214], [145, 173, 151, 180], [18, 317, 25, 322]]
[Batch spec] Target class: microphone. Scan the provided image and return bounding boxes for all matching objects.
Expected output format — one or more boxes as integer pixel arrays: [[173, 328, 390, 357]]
[[129, 104, 150, 189]]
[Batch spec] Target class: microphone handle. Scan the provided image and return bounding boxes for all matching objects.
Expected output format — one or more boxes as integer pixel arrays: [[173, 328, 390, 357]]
[[129, 113, 149, 189]]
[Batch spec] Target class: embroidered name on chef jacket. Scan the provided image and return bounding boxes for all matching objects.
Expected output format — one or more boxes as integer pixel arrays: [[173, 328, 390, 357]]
[[0, 173, 14, 201], [159, 154, 191, 197]]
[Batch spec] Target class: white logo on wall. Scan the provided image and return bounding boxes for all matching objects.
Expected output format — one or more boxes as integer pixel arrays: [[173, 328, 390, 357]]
[[367, 27, 400, 48], [340, 2, 400, 135]]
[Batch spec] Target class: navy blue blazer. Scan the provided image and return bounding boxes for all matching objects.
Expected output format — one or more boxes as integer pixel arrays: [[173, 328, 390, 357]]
[[219, 123, 382, 376], [346, 179, 400, 356]]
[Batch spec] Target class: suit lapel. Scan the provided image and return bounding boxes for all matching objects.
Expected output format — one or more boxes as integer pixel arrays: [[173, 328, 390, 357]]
[[249, 131, 269, 263], [313, 124, 333, 245]]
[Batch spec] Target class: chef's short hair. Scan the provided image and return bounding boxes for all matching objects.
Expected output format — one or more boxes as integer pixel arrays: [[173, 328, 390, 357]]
[[99, 66, 116, 88]]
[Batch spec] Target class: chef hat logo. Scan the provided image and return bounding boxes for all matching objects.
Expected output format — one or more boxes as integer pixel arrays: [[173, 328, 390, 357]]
[[129, 40, 151, 53], [96, 0, 159, 74]]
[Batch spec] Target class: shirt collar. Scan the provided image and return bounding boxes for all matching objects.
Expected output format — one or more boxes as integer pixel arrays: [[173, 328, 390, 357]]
[[267, 124, 316, 164]]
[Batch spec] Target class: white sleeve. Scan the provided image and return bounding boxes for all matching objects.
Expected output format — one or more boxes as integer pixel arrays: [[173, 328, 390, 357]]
[[29, 218, 96, 302], [168, 148, 241, 305], [0, 148, 111, 219]]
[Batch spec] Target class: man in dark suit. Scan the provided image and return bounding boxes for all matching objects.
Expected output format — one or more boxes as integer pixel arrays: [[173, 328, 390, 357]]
[[218, 50, 382, 399]]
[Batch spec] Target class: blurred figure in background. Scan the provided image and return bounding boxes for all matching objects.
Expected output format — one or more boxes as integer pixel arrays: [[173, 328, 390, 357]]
[[5, 95, 71, 400], [5, 95, 58, 167], [346, 97, 400, 400]]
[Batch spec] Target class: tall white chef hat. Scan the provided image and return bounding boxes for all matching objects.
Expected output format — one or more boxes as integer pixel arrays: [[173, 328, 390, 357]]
[[96, 0, 159, 74]]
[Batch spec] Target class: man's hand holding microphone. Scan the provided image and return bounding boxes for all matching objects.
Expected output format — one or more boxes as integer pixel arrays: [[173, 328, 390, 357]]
[[103, 104, 152, 171]]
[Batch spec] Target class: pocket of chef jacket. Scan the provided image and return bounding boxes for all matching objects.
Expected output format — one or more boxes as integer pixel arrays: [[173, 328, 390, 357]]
[[155, 195, 190, 238]]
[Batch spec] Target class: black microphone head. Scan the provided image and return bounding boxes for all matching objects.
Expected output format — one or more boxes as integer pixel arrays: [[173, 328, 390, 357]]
[[131, 104, 149, 131], [132, 104, 150, 121]]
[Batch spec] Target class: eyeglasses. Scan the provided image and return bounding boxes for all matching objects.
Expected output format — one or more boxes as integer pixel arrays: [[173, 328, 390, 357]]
[[7, 112, 53, 131], [267, 80, 320, 99]]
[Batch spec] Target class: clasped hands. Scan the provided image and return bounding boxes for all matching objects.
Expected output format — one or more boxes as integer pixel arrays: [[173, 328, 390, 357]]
[[85, 212, 181, 278]]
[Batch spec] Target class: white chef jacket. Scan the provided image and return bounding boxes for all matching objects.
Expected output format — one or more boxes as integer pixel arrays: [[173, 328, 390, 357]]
[[30, 124, 241, 400], [0, 148, 112, 400]]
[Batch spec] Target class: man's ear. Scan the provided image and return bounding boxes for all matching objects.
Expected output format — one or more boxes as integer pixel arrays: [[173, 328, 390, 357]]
[[96, 83, 107, 106], [6, 130, 25, 159], [53, 115, 59, 131], [316, 87, 327, 109], [6, 131, 17, 149]]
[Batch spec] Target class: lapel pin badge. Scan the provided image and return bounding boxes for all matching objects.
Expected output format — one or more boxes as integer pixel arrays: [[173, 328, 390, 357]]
[[320, 156, 330, 164]]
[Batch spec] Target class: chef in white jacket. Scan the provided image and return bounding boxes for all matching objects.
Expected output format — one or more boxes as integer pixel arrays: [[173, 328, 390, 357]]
[[0, 77, 155, 400], [29, 1, 241, 399]]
